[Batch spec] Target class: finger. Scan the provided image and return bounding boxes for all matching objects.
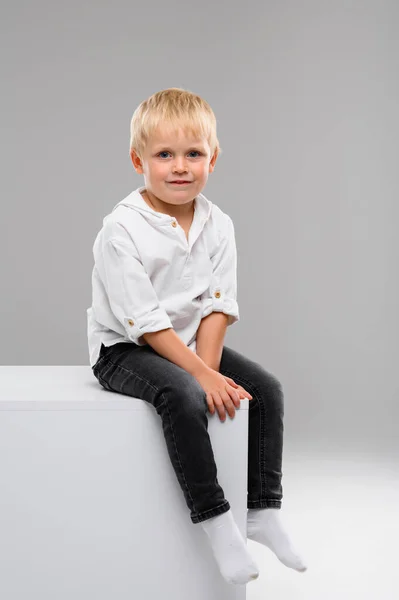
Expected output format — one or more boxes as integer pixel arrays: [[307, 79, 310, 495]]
[[235, 389, 249, 402], [225, 380, 245, 402], [225, 377, 246, 397], [206, 394, 215, 415], [238, 385, 253, 400], [213, 393, 226, 422], [228, 385, 241, 406], [221, 390, 236, 419], [224, 376, 238, 388], [232, 393, 241, 409]]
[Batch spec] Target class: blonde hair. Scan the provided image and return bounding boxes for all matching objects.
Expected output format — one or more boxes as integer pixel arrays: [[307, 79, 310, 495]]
[[129, 87, 221, 161]]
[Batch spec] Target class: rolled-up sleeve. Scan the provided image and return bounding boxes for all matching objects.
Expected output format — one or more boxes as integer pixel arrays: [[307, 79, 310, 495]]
[[100, 232, 173, 345], [201, 215, 239, 326]]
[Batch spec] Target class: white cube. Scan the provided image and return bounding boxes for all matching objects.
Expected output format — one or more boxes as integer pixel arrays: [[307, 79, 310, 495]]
[[0, 366, 249, 600]]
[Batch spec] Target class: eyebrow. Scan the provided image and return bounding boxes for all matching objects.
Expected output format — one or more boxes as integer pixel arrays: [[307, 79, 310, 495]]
[[153, 145, 206, 152]]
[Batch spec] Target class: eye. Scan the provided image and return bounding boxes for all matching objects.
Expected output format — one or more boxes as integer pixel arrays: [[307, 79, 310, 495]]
[[156, 150, 203, 159]]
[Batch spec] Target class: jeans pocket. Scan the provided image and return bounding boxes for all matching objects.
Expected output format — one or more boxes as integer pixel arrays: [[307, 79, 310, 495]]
[[93, 358, 114, 391], [92, 345, 109, 377], [97, 371, 114, 392]]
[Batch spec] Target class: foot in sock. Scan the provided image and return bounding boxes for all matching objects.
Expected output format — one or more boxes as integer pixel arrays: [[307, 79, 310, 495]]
[[247, 507, 307, 572], [200, 509, 260, 585]]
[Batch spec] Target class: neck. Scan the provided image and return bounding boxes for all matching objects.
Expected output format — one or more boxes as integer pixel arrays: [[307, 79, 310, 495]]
[[141, 189, 195, 219]]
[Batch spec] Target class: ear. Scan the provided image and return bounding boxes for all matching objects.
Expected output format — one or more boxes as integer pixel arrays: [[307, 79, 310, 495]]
[[208, 148, 219, 173], [130, 149, 144, 174]]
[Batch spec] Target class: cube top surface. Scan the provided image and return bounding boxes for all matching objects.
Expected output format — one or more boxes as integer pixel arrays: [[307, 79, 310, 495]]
[[0, 366, 249, 412]]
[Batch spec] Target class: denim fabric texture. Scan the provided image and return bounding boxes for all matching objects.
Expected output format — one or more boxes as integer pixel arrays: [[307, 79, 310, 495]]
[[92, 341, 284, 524]]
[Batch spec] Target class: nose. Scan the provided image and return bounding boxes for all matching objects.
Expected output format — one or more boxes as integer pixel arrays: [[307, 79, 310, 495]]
[[173, 157, 188, 173]]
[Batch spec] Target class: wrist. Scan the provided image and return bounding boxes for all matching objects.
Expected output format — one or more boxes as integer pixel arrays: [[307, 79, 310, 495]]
[[190, 356, 211, 378], [206, 363, 220, 372], [197, 354, 220, 373]]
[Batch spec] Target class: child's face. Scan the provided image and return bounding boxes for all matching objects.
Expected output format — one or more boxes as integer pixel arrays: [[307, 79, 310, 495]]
[[130, 125, 218, 206]]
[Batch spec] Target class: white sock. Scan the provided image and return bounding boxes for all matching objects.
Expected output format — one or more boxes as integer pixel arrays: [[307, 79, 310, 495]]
[[200, 509, 260, 585], [247, 507, 307, 572]]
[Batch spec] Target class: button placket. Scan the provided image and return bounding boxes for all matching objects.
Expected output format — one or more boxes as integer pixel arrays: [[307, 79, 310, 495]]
[[171, 219, 190, 250], [181, 252, 193, 289]]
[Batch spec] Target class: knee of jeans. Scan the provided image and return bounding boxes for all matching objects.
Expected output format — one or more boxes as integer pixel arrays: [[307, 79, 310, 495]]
[[254, 369, 284, 413], [161, 376, 208, 416]]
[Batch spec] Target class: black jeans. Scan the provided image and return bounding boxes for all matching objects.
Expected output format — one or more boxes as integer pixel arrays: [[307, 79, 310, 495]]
[[92, 341, 284, 524]]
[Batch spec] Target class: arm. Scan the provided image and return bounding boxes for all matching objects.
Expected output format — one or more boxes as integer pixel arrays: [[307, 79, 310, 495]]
[[142, 328, 208, 377], [100, 222, 173, 345], [196, 214, 240, 370], [200, 215, 239, 326], [195, 312, 229, 372]]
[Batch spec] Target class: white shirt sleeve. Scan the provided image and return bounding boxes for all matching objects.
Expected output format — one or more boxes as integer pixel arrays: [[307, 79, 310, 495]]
[[100, 227, 173, 345], [201, 215, 240, 326]]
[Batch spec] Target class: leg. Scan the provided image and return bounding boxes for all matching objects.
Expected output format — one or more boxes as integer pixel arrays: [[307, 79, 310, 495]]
[[219, 345, 284, 509], [219, 345, 307, 572], [92, 342, 230, 524]]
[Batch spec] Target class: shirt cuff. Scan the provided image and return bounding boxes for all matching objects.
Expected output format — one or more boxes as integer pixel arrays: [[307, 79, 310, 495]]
[[123, 308, 173, 345], [201, 291, 240, 326]]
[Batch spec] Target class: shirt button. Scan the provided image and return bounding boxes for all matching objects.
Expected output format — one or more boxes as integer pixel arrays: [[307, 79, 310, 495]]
[[214, 291, 221, 298], [128, 319, 135, 326], [172, 221, 177, 227]]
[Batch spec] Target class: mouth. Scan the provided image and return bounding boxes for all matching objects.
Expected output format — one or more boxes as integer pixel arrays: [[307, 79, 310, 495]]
[[168, 181, 192, 185]]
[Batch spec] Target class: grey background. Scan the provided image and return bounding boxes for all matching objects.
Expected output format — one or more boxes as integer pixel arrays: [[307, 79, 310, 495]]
[[2, 0, 398, 461]]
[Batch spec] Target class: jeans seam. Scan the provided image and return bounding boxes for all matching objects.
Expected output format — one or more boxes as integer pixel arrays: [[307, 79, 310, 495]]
[[194, 500, 230, 520], [221, 369, 263, 398], [247, 500, 281, 508]]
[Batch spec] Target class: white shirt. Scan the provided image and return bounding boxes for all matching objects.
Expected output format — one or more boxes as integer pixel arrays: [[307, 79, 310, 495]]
[[86, 185, 239, 367]]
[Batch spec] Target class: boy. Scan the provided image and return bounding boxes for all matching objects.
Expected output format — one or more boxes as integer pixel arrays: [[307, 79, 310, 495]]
[[87, 87, 307, 585]]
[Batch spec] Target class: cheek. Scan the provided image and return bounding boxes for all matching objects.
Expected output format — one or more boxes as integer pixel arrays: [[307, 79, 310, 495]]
[[149, 163, 168, 179], [194, 163, 209, 178]]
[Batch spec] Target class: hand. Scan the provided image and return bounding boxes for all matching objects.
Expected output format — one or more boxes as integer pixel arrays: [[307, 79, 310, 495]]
[[193, 366, 245, 422], [222, 375, 253, 402]]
